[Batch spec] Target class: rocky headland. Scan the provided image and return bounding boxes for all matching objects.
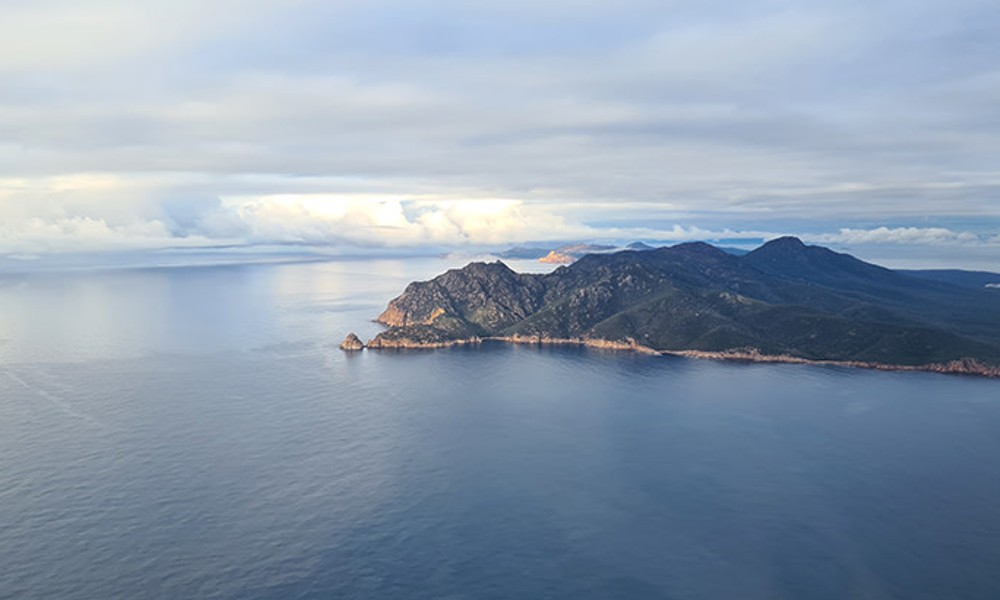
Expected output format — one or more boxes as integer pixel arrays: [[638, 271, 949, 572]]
[[348, 238, 1000, 377]]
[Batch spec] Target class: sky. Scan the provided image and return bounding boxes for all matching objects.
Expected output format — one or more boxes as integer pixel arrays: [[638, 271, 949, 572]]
[[1, 0, 998, 269]]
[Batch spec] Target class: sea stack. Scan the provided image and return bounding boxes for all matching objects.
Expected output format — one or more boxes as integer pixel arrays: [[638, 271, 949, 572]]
[[339, 333, 365, 351]]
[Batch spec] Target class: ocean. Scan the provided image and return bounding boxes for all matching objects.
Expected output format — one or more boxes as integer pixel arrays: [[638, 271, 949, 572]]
[[1, 258, 998, 599]]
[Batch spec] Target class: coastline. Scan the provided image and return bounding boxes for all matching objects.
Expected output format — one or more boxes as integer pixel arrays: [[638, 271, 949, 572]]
[[663, 348, 1000, 378], [487, 334, 662, 355], [365, 336, 483, 350], [361, 333, 1000, 378]]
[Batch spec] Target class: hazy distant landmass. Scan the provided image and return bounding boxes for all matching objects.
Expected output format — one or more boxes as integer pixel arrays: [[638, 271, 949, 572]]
[[497, 242, 643, 264], [538, 243, 616, 264], [625, 241, 656, 251], [496, 246, 554, 260], [357, 238, 1000, 376], [496, 241, 749, 264]]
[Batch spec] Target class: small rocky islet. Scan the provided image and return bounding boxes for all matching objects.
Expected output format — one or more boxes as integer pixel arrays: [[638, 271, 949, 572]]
[[338, 333, 365, 351], [343, 237, 1000, 377]]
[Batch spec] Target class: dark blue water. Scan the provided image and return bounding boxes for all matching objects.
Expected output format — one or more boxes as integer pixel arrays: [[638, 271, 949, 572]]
[[1, 259, 998, 599]]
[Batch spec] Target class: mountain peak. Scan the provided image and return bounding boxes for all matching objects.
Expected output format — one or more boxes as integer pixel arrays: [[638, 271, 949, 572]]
[[761, 236, 807, 250], [744, 235, 901, 286], [662, 241, 730, 259], [745, 237, 813, 263], [626, 241, 655, 251], [460, 260, 515, 274], [675, 241, 717, 249]]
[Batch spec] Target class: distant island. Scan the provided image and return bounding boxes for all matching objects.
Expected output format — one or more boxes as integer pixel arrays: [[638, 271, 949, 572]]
[[497, 242, 636, 263], [345, 238, 1000, 377], [495, 241, 748, 263]]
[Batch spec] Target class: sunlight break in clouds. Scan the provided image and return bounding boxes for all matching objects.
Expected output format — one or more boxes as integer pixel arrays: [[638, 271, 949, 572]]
[[0, 196, 588, 253], [217, 196, 581, 247]]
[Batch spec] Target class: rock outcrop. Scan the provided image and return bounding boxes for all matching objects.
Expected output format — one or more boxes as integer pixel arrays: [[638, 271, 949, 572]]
[[339, 333, 365, 351]]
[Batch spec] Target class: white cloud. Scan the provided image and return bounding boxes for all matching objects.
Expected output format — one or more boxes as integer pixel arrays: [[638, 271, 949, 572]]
[[214, 196, 588, 247], [0, 195, 591, 253], [815, 226, 984, 246], [0, 213, 215, 254]]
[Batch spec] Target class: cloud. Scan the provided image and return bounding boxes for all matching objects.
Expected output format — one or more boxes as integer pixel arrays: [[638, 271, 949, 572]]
[[0, 0, 315, 72], [0, 213, 215, 254], [0, 0, 998, 261], [1, 191, 995, 267], [0, 195, 590, 253], [816, 227, 985, 246], [0, 193, 781, 254]]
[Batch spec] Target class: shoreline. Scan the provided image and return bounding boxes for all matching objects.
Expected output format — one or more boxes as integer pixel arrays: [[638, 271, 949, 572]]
[[662, 348, 1000, 378], [361, 333, 1000, 378], [487, 335, 662, 355]]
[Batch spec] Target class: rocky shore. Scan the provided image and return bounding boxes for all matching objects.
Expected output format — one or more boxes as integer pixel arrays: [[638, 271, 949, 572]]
[[366, 336, 482, 350], [489, 334, 661, 355], [348, 332, 1000, 378], [665, 348, 1000, 378]]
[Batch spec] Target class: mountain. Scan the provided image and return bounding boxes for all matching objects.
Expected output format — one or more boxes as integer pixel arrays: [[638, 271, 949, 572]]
[[626, 241, 656, 250], [363, 238, 1000, 374], [496, 246, 553, 260]]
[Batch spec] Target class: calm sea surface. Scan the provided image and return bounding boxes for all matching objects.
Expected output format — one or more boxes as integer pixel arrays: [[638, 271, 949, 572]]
[[1, 258, 998, 599]]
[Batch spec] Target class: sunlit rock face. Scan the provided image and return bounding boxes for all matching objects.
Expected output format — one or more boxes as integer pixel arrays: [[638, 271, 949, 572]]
[[339, 333, 365, 351]]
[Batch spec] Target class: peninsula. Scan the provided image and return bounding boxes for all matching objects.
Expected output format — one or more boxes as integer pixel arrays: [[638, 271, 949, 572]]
[[351, 238, 1000, 376]]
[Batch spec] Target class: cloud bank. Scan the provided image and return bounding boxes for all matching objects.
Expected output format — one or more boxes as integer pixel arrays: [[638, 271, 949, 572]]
[[0, 0, 997, 265], [1, 195, 992, 259]]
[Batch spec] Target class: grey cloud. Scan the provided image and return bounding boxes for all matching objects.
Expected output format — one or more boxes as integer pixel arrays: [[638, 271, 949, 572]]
[[0, 0, 998, 260]]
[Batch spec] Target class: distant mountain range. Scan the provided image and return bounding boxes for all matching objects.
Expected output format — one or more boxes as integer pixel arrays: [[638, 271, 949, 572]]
[[494, 246, 553, 260], [496, 241, 749, 263], [497, 243, 617, 263], [353, 238, 1000, 376], [625, 241, 655, 251]]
